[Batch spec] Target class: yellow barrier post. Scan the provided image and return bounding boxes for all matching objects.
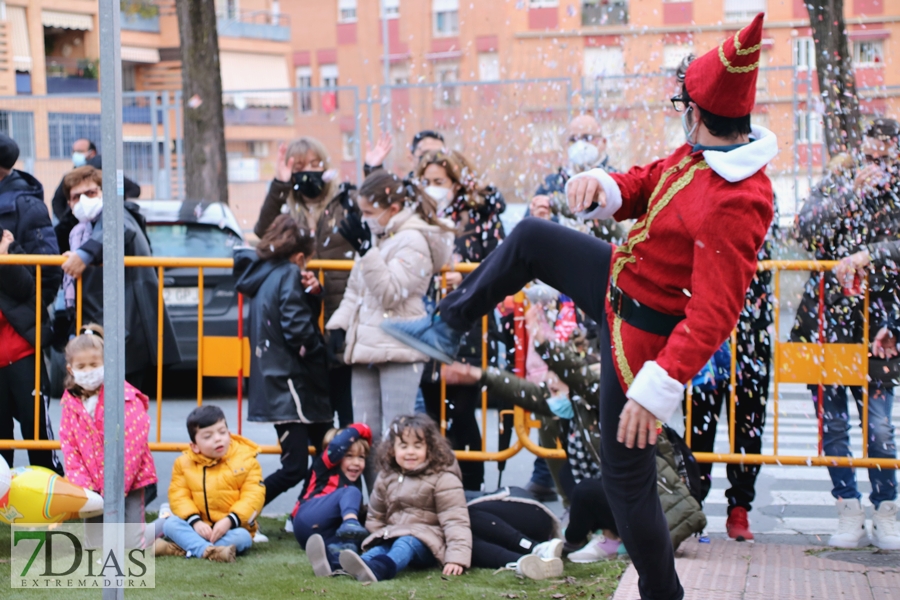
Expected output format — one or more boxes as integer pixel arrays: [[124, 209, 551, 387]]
[[197, 266, 204, 406], [481, 314, 488, 453], [76, 275, 83, 332], [33, 265, 41, 441], [772, 266, 780, 456], [684, 388, 692, 448], [156, 266, 165, 444]]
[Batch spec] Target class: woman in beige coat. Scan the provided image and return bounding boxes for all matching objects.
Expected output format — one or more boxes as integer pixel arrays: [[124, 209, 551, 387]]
[[326, 171, 454, 486], [338, 414, 471, 583]]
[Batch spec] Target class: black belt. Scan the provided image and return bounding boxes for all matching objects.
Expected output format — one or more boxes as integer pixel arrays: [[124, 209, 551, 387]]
[[609, 284, 685, 337]]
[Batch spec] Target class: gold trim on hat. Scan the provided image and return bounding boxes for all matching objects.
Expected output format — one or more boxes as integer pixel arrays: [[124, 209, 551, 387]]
[[718, 43, 760, 73], [733, 31, 761, 56]]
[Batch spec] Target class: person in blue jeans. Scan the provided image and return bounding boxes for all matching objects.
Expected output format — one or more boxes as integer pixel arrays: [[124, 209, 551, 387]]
[[292, 423, 372, 576], [816, 379, 898, 549]]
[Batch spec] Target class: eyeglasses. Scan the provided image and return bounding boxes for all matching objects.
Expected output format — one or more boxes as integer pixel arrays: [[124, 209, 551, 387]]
[[670, 96, 688, 112], [568, 134, 600, 144], [70, 187, 100, 203]]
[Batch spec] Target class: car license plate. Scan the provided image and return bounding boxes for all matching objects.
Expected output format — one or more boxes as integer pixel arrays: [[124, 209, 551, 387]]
[[163, 287, 200, 307]]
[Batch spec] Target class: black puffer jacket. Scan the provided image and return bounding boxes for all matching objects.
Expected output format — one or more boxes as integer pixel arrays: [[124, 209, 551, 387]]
[[792, 171, 900, 380], [0, 170, 61, 349], [233, 249, 331, 424]]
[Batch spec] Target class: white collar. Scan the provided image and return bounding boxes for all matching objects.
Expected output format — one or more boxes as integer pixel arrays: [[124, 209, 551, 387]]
[[702, 125, 778, 183]]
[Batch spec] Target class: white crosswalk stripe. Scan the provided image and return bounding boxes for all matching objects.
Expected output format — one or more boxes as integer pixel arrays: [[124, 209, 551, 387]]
[[699, 383, 893, 536]]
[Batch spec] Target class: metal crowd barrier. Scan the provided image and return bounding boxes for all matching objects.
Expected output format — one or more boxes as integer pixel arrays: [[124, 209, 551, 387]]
[[0, 255, 896, 469]]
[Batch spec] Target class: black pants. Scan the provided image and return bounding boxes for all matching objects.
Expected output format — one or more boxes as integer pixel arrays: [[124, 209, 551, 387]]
[[440, 218, 682, 600], [0, 353, 64, 475], [469, 501, 556, 568], [566, 477, 618, 544], [264, 422, 330, 506], [686, 325, 770, 512], [329, 364, 353, 428], [422, 377, 484, 491]]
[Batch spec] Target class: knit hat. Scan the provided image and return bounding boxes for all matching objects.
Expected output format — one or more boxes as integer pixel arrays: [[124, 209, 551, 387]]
[[684, 13, 764, 118], [0, 133, 19, 169]]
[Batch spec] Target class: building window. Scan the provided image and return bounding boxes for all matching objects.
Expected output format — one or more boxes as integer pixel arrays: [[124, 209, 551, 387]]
[[435, 63, 460, 107], [529, 0, 559, 6], [122, 64, 137, 93], [792, 37, 816, 71], [48, 113, 101, 159], [390, 63, 409, 85], [383, 0, 400, 19], [724, 0, 766, 23], [341, 132, 356, 161], [433, 0, 459, 37], [478, 53, 500, 81], [583, 46, 624, 95], [0, 110, 35, 160], [296, 66, 313, 113], [338, 0, 357, 23], [215, 0, 239, 20], [320, 64, 339, 109], [796, 111, 824, 144], [123, 140, 158, 185], [662, 44, 693, 72], [756, 51, 768, 93], [248, 141, 269, 158], [530, 122, 562, 154], [853, 40, 884, 66], [582, 0, 629, 26]]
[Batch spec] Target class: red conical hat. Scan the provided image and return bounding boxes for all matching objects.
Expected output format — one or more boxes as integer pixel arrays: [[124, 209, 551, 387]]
[[684, 13, 764, 118]]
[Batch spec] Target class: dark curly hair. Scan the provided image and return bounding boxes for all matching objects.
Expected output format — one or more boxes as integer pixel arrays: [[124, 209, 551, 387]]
[[376, 414, 457, 475], [256, 213, 315, 261]]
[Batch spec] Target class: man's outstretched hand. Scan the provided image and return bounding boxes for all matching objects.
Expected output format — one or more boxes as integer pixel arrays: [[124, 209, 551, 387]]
[[566, 175, 607, 214], [617, 399, 659, 449]]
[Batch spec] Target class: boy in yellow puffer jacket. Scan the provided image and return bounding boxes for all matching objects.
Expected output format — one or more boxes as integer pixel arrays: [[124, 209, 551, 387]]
[[155, 405, 266, 562]]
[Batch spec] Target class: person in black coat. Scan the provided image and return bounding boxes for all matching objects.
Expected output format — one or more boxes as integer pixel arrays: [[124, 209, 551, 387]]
[[52, 138, 141, 253], [58, 166, 180, 389], [234, 214, 332, 506], [0, 133, 64, 474]]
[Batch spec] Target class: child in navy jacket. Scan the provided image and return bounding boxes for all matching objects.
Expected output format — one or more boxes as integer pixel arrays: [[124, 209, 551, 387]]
[[292, 423, 372, 576]]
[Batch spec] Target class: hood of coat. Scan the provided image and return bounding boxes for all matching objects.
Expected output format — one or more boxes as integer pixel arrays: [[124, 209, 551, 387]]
[[182, 433, 261, 467], [702, 125, 778, 183], [382, 209, 454, 271], [234, 254, 288, 298], [0, 169, 44, 212], [63, 381, 149, 416]]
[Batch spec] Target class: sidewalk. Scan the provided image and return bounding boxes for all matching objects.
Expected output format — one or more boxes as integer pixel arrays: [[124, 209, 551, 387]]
[[612, 538, 900, 599]]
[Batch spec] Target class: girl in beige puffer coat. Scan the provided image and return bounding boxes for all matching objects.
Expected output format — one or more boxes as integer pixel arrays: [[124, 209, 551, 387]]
[[337, 414, 471, 582], [327, 171, 454, 488]]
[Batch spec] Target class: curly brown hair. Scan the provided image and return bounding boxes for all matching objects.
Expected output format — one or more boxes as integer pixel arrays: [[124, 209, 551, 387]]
[[63, 165, 103, 201], [256, 213, 315, 261], [376, 414, 457, 475]]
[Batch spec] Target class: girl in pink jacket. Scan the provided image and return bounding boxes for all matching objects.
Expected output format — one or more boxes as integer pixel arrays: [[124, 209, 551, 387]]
[[59, 324, 157, 547]]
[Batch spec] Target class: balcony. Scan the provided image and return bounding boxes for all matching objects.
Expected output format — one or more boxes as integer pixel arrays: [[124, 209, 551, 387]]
[[582, 1, 629, 26], [217, 11, 290, 42], [45, 57, 99, 94], [223, 107, 293, 126], [120, 1, 161, 33]]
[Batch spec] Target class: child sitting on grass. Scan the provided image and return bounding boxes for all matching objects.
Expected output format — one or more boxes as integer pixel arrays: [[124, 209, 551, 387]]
[[291, 423, 373, 576], [154, 405, 266, 563], [339, 414, 471, 582]]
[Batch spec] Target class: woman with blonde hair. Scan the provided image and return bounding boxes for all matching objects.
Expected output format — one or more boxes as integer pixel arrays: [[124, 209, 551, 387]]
[[254, 137, 357, 429], [415, 149, 506, 491]]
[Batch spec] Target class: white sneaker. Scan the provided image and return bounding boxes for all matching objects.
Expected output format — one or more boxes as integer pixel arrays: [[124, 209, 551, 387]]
[[253, 529, 269, 543], [567, 533, 620, 563], [531, 538, 563, 560], [158, 502, 172, 520], [284, 518, 294, 533], [829, 498, 869, 548], [872, 501, 900, 550], [507, 554, 564, 580]]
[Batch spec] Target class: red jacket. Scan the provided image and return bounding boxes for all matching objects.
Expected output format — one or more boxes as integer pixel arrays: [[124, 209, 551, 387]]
[[571, 126, 777, 421]]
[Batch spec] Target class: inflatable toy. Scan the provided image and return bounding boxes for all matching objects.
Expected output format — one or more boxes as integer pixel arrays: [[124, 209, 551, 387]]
[[0, 464, 103, 525]]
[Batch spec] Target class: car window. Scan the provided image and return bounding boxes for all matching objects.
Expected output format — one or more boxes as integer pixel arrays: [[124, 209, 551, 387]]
[[145, 224, 243, 258]]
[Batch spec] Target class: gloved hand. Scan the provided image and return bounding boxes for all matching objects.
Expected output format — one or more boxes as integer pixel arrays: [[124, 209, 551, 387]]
[[338, 212, 372, 256], [327, 329, 346, 364], [547, 396, 574, 419], [349, 422, 373, 444]]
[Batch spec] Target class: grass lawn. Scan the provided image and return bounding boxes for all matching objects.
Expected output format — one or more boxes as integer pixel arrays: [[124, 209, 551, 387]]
[[1, 516, 627, 599]]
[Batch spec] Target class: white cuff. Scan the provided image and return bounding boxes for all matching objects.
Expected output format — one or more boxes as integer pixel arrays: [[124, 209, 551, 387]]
[[564, 168, 623, 220], [626, 361, 684, 422]]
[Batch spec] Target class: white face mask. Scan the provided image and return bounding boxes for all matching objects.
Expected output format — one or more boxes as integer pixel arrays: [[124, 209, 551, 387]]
[[425, 185, 452, 212], [73, 192, 103, 223], [72, 152, 87, 167], [72, 365, 104, 391], [682, 106, 699, 145], [567, 140, 601, 168], [363, 213, 387, 237]]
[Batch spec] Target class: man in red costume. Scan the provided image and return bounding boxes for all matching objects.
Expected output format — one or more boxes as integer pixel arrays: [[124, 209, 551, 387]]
[[383, 14, 775, 599]]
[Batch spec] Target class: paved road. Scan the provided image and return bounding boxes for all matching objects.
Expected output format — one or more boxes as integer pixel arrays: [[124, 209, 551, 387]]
[[7, 382, 870, 541]]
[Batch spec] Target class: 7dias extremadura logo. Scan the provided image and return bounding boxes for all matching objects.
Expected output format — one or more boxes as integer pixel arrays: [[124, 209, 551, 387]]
[[11, 524, 155, 589]]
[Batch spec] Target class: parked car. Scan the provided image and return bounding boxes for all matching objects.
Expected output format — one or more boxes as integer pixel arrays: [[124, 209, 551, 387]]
[[135, 200, 246, 370]]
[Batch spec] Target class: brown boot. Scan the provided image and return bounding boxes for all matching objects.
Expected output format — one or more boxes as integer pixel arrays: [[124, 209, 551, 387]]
[[154, 539, 186, 558], [203, 545, 237, 563]]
